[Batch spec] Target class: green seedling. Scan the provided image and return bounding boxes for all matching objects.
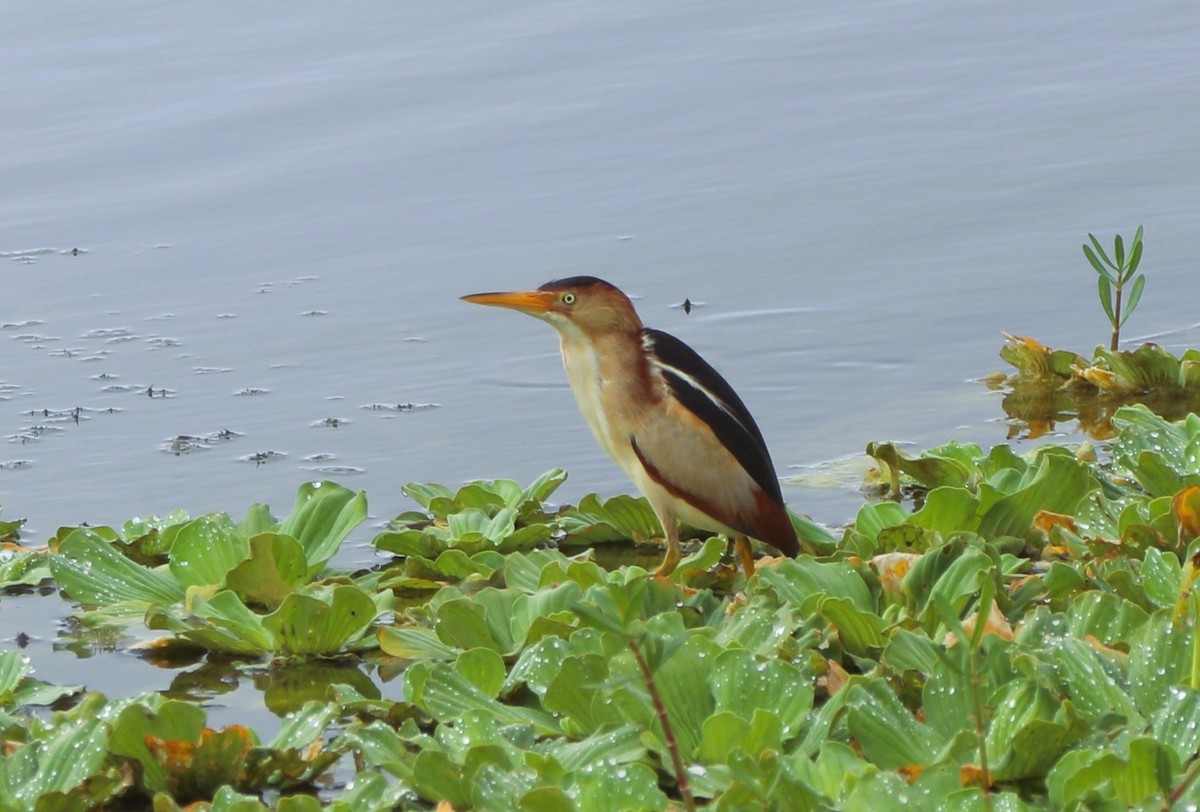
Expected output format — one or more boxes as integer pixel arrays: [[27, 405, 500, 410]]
[[1083, 226, 1145, 350]]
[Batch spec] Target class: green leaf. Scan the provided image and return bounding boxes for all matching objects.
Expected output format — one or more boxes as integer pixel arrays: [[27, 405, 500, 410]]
[[911, 486, 981, 535], [815, 595, 885, 656], [545, 725, 647, 773], [109, 698, 207, 793], [1150, 684, 1200, 763], [631, 632, 719, 760], [1088, 233, 1116, 270], [709, 649, 813, 740], [1128, 229, 1144, 272], [904, 542, 992, 627], [237, 503, 277, 537], [435, 596, 503, 653], [268, 701, 339, 752], [543, 652, 619, 735], [1065, 591, 1149, 646], [757, 558, 874, 614], [1098, 274, 1115, 324], [1055, 638, 1142, 725], [1120, 274, 1145, 326], [0, 650, 33, 697], [1083, 243, 1114, 280], [559, 493, 664, 545], [50, 528, 185, 609], [846, 678, 936, 768], [455, 648, 507, 697], [921, 653, 976, 742], [1110, 737, 1174, 806], [566, 760, 668, 812], [405, 661, 559, 733], [168, 514, 249, 588], [401, 480, 454, 511], [848, 500, 910, 545], [978, 453, 1098, 540], [262, 585, 381, 656], [1128, 610, 1193, 714], [277, 481, 367, 575], [150, 589, 274, 654], [377, 625, 459, 661], [520, 467, 569, 504], [985, 681, 1086, 781], [224, 533, 310, 610], [3, 715, 109, 807], [882, 629, 942, 676]]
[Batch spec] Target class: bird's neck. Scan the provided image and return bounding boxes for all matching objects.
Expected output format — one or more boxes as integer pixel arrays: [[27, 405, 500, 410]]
[[555, 325, 659, 461]]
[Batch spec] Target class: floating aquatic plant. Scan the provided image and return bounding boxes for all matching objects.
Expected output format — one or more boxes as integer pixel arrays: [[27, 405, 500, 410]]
[[6, 409, 1200, 807]]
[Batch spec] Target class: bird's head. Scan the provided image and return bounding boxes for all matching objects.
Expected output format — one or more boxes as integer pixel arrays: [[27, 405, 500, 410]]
[[462, 276, 643, 336]]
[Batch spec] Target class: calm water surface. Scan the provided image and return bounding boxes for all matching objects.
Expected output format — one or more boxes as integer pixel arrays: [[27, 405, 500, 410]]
[[3, 1, 1200, 726]]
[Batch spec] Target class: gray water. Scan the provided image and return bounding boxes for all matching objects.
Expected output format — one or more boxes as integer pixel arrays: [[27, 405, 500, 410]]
[[4, 2, 1200, 720]]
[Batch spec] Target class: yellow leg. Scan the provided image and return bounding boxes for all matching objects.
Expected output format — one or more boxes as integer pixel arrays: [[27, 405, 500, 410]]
[[735, 536, 756, 577], [654, 520, 683, 577]]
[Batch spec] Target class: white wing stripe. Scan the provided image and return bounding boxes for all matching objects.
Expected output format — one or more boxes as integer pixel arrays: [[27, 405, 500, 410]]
[[644, 335, 755, 438]]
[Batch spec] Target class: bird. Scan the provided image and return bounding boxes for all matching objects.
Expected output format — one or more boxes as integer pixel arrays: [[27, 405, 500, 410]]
[[462, 276, 799, 577]]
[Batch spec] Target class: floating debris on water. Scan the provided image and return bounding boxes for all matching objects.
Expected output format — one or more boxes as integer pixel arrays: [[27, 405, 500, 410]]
[[362, 402, 439, 412], [241, 450, 286, 467]]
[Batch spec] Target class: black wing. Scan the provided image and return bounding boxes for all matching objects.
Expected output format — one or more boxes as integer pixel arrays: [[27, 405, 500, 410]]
[[642, 328, 785, 505]]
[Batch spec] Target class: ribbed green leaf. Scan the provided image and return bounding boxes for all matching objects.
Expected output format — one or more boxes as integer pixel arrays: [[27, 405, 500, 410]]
[[455, 647, 507, 697], [4, 715, 109, 806], [109, 698, 207, 793], [1150, 685, 1200, 762], [846, 678, 937, 768], [277, 481, 367, 574], [816, 595, 886, 655], [1128, 611, 1193, 714], [50, 528, 185, 608], [985, 681, 1085, 781], [405, 661, 559, 733], [262, 585, 380, 656], [168, 514, 248, 588], [977, 453, 1098, 539], [224, 533, 308, 610], [1055, 638, 1141, 724], [377, 625, 458, 660], [709, 648, 813, 740]]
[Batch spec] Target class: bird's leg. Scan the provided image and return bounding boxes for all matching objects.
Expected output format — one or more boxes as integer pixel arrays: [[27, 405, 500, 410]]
[[654, 519, 683, 577], [734, 536, 756, 577]]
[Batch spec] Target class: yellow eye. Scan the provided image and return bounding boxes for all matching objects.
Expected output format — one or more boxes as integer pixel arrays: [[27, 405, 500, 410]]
[[561, 292, 577, 305]]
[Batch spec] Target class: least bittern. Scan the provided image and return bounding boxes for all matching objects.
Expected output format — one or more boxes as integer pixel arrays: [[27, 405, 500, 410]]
[[463, 276, 799, 576]]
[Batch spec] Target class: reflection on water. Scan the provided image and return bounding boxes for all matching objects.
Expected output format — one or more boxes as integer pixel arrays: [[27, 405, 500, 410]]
[[997, 380, 1200, 441]]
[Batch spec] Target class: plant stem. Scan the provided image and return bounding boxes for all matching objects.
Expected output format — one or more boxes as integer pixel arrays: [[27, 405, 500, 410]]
[[968, 630, 993, 812], [627, 637, 695, 812], [1192, 588, 1200, 691], [1167, 756, 1200, 809], [1111, 284, 1122, 351]]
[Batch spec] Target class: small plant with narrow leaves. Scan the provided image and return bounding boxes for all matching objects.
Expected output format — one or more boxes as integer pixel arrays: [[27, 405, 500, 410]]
[[1083, 225, 1145, 350]]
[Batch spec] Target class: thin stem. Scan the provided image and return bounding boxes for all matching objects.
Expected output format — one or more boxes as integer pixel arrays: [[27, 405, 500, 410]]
[[963, 594, 994, 812], [968, 640, 994, 812], [1192, 588, 1200, 691], [1167, 756, 1200, 809], [628, 637, 695, 812], [1111, 282, 1123, 351]]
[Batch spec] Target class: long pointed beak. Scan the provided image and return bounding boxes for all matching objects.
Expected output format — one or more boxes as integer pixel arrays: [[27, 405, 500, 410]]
[[461, 290, 556, 315]]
